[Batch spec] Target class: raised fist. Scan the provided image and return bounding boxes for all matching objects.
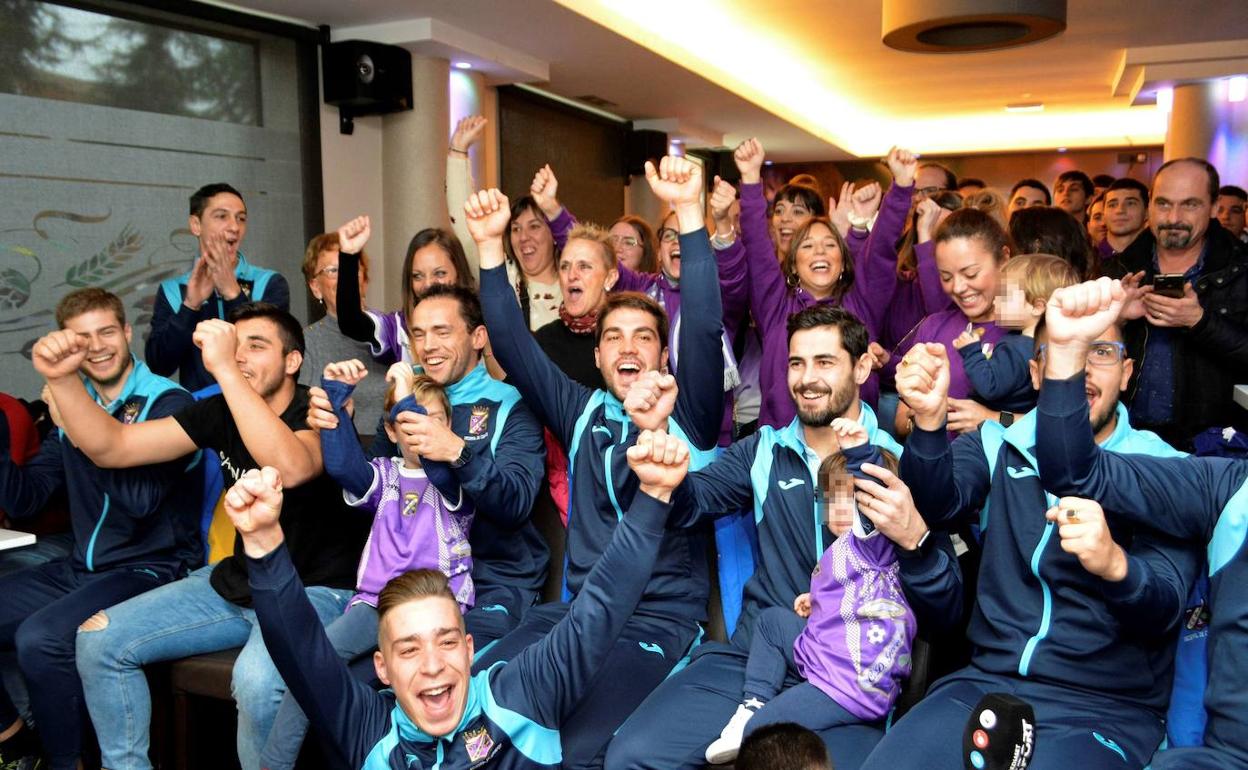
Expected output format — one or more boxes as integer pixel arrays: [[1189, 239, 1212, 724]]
[[337, 216, 372, 255], [463, 188, 512, 245], [626, 429, 690, 496], [32, 329, 88, 380]]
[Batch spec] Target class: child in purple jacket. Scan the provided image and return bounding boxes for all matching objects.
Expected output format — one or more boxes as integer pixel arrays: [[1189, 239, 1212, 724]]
[[706, 419, 916, 765], [260, 360, 473, 770]]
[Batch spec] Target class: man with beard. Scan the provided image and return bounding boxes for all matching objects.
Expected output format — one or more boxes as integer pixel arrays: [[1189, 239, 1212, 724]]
[[0, 289, 201, 770], [42, 303, 368, 770], [464, 155, 725, 769], [1101, 158, 1248, 449], [607, 305, 964, 770], [147, 183, 290, 391], [858, 306, 1202, 770]]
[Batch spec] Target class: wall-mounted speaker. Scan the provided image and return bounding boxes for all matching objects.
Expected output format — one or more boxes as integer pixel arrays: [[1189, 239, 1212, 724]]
[[323, 40, 412, 132], [626, 129, 669, 177]]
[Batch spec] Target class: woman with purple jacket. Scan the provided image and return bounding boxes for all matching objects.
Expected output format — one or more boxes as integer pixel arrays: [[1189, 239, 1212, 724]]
[[894, 208, 1013, 438], [732, 139, 916, 428]]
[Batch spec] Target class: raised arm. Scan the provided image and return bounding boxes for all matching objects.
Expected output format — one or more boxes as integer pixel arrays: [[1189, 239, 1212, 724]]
[[36, 331, 198, 468], [229, 468, 391, 769], [733, 139, 791, 335], [645, 155, 724, 449], [848, 149, 915, 316], [447, 116, 486, 280], [708, 176, 750, 334], [497, 430, 686, 724], [314, 363, 376, 498], [331, 217, 384, 347], [465, 187, 591, 441], [530, 165, 576, 251]]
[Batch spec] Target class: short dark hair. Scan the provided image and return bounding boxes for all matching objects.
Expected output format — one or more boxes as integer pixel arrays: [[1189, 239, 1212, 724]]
[[785, 304, 869, 360], [1154, 157, 1220, 204], [1010, 179, 1052, 205], [402, 228, 476, 313], [56, 287, 126, 328], [773, 183, 826, 218], [227, 302, 305, 356], [957, 177, 986, 189], [1009, 206, 1094, 279], [1106, 177, 1150, 206], [1219, 185, 1248, 201], [189, 183, 244, 217], [736, 723, 831, 770], [1055, 170, 1094, 197], [595, 292, 669, 347], [919, 162, 957, 191], [412, 283, 485, 333], [1092, 173, 1116, 188]]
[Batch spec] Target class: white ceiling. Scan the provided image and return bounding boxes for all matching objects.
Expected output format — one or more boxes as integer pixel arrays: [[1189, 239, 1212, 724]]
[[215, 0, 1248, 160]]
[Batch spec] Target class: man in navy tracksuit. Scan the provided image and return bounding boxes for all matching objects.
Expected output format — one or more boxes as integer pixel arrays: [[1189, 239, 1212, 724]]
[[465, 159, 724, 768], [1033, 277, 1248, 770], [0, 289, 201, 770], [229, 428, 692, 770], [608, 305, 965, 770], [147, 183, 290, 391], [860, 307, 1202, 769]]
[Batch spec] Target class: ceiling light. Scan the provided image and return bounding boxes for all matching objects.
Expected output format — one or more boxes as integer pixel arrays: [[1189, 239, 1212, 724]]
[[1156, 87, 1174, 113], [1057, 147, 1067, 152], [453, 61, 473, 70], [1229, 76, 1248, 103], [882, 0, 1066, 53], [1005, 102, 1044, 113]]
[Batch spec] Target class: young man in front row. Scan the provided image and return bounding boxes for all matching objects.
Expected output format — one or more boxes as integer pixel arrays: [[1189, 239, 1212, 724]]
[[37, 304, 368, 770], [0, 289, 202, 770], [225, 428, 691, 769]]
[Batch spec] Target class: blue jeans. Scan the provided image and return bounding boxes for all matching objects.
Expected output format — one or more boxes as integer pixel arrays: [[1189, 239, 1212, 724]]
[[260, 601, 379, 770], [75, 564, 350, 770]]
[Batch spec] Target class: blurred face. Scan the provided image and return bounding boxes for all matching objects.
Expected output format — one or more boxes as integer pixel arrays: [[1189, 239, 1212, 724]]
[[1007, 186, 1048, 219], [771, 197, 814, 254], [374, 597, 472, 738], [233, 317, 299, 400], [992, 278, 1035, 330], [820, 473, 856, 537], [656, 214, 681, 280], [1086, 200, 1106, 242], [410, 244, 459, 296], [1150, 163, 1213, 253], [936, 236, 1003, 323], [510, 208, 555, 278], [608, 222, 646, 272], [594, 307, 668, 400], [1054, 179, 1088, 217], [1104, 189, 1147, 237], [559, 239, 616, 318], [63, 308, 132, 390], [787, 326, 868, 427], [793, 222, 843, 299], [1216, 194, 1246, 238], [189, 192, 247, 263], [1030, 326, 1132, 441], [408, 296, 485, 386], [307, 247, 367, 319]]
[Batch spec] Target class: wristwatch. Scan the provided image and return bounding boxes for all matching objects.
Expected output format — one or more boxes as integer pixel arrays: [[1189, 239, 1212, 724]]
[[999, 411, 1015, 427], [898, 529, 932, 560], [450, 443, 472, 468]]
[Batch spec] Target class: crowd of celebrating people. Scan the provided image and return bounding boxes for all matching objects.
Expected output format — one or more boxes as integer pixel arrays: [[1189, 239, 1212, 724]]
[[2, 114, 1248, 770]]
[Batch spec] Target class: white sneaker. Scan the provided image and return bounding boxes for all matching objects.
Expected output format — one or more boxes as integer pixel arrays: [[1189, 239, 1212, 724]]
[[705, 700, 763, 764]]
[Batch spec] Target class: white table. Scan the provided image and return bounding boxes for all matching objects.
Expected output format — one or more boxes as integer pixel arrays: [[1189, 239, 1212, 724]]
[[0, 529, 35, 551]]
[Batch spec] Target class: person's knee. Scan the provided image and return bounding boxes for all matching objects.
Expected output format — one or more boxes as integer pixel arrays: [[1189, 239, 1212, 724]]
[[231, 649, 281, 713], [78, 611, 109, 632], [14, 615, 68, 670], [74, 613, 121, 675]]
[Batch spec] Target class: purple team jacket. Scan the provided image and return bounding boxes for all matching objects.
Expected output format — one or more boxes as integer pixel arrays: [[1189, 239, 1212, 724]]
[[907, 307, 1008, 401], [793, 527, 916, 721], [739, 180, 912, 428]]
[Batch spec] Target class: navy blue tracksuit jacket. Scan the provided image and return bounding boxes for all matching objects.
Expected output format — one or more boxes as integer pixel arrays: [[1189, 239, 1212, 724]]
[[251, 491, 675, 769]]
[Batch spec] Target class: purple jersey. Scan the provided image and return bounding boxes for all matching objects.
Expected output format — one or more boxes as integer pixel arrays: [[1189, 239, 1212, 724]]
[[793, 531, 916, 721], [346, 457, 474, 611], [364, 309, 413, 366]]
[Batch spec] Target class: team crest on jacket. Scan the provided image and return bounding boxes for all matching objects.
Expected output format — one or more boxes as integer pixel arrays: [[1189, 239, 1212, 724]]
[[121, 402, 142, 424], [402, 492, 419, 517], [468, 405, 489, 437], [462, 726, 495, 763]]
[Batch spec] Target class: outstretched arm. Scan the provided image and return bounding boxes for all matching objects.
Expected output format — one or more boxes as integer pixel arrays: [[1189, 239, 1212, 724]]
[[447, 115, 486, 280]]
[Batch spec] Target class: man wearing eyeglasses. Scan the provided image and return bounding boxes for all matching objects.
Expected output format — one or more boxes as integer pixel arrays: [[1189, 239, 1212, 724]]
[[146, 183, 291, 391], [860, 317, 1202, 769], [1100, 158, 1248, 450]]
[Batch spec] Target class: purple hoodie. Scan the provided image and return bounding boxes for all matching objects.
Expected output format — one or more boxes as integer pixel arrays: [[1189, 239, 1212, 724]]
[[906, 307, 1008, 401], [740, 180, 912, 428], [793, 523, 916, 721], [882, 240, 955, 354]]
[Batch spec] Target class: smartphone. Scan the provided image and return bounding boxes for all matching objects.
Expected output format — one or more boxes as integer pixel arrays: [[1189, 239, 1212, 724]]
[[1153, 273, 1186, 299]]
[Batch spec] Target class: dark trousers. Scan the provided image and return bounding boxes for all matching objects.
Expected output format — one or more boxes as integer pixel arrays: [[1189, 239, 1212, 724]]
[[606, 642, 885, 770], [0, 559, 163, 770], [859, 665, 1165, 770], [463, 584, 539, 650], [474, 601, 700, 770]]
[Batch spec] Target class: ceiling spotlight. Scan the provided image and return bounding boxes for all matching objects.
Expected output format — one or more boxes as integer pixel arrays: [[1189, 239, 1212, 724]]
[[453, 61, 473, 70], [1057, 147, 1067, 153], [1005, 102, 1044, 113], [1229, 76, 1248, 103], [882, 0, 1066, 53]]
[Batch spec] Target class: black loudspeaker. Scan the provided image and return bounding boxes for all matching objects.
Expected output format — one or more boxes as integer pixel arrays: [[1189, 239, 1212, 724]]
[[626, 129, 669, 176], [708, 149, 740, 183], [322, 40, 412, 116]]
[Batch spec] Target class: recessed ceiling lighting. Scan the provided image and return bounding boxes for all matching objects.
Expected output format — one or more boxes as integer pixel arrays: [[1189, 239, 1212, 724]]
[[1229, 76, 1248, 103], [1057, 147, 1067, 152], [1156, 87, 1174, 113], [763, 160, 774, 166], [453, 61, 473, 70], [1005, 102, 1044, 113]]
